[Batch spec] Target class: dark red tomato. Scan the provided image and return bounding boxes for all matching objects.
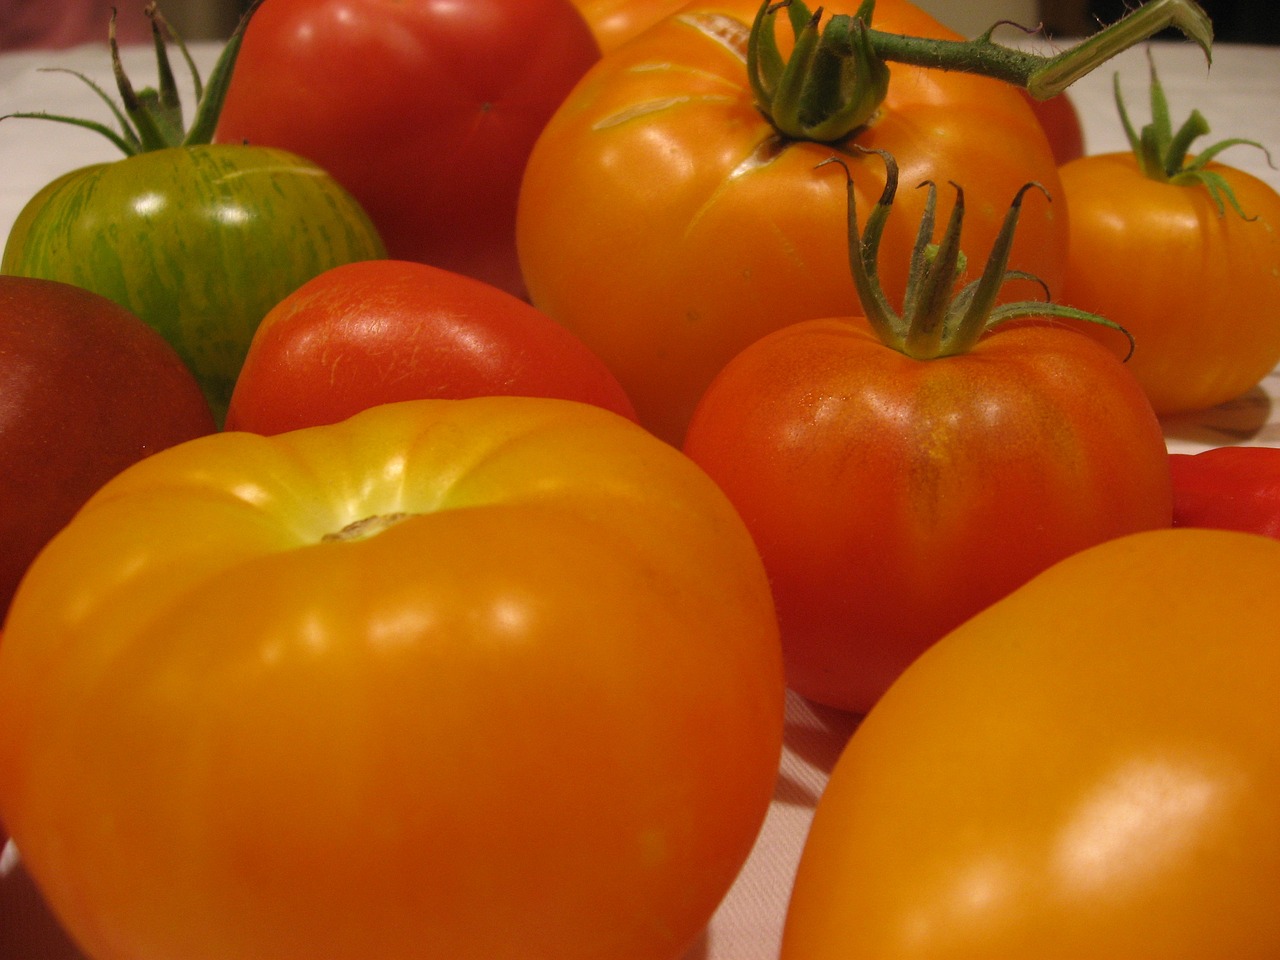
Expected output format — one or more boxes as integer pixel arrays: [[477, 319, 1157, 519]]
[[1, 277, 215, 617], [215, 0, 600, 299], [1022, 89, 1085, 165], [225, 260, 636, 435]]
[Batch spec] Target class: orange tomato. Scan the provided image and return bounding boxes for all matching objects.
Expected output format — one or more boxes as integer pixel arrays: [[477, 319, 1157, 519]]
[[517, 0, 1065, 443], [782, 527, 1280, 959], [0, 397, 784, 960], [570, 0, 689, 51], [1059, 152, 1280, 414]]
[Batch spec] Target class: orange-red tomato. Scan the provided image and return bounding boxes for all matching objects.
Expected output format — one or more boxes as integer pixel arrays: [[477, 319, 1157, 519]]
[[683, 318, 1172, 714], [517, 0, 1066, 443], [0, 397, 784, 960], [225, 260, 637, 435], [1058, 152, 1280, 414], [570, 0, 688, 50], [782, 527, 1280, 959]]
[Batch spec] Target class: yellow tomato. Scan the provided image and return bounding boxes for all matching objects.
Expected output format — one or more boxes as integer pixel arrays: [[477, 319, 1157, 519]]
[[782, 527, 1280, 959], [0, 397, 784, 960]]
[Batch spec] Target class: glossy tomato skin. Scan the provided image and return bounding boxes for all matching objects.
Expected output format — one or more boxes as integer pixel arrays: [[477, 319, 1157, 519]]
[[517, 0, 1066, 444], [216, 0, 600, 299], [1, 145, 385, 422], [0, 397, 784, 960], [1058, 153, 1280, 414], [226, 259, 636, 434], [571, 0, 688, 51], [781, 528, 1280, 960], [0, 277, 215, 618], [682, 318, 1172, 714]]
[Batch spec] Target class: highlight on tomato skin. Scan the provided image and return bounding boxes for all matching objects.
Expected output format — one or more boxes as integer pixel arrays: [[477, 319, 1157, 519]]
[[0, 396, 785, 960]]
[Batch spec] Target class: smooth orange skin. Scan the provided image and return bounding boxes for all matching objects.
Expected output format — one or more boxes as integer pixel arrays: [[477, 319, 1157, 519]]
[[570, 0, 689, 51], [0, 397, 784, 960], [782, 527, 1280, 960], [683, 318, 1172, 714], [1059, 153, 1280, 415], [517, 0, 1065, 444]]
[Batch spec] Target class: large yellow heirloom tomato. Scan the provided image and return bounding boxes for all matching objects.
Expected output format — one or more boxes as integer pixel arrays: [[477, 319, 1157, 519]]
[[0, 397, 785, 960], [781, 527, 1280, 960]]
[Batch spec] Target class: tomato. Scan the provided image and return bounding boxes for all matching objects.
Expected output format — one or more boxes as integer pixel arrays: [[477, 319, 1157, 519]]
[[1023, 89, 1085, 164], [781, 527, 1280, 959], [570, 0, 688, 51], [684, 317, 1172, 712], [681, 148, 1172, 714], [1057, 64, 1280, 415], [216, 0, 600, 299], [1170, 445, 1280, 538], [517, 0, 1067, 443], [3, 147, 384, 422], [0, 397, 784, 960], [1, 277, 215, 618], [1, 11, 386, 422], [226, 259, 637, 435], [1060, 153, 1280, 414]]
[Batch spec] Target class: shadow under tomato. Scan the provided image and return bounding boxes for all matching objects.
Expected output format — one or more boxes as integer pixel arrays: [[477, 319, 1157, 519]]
[[0, 841, 88, 959], [1161, 385, 1275, 448]]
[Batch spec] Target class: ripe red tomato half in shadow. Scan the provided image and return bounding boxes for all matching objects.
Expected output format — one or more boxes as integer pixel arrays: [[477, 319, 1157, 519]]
[[215, 0, 600, 298], [1, 277, 215, 617], [225, 260, 637, 435]]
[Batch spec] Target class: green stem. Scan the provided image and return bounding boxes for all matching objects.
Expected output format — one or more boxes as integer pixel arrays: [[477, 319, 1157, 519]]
[[750, 0, 1213, 142]]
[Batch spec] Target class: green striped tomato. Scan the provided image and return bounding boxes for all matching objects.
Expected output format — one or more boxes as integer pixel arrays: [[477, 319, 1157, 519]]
[[2, 144, 385, 422]]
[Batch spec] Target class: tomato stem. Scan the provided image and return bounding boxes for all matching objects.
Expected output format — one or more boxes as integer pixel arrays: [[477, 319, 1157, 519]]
[[0, 0, 266, 154], [747, 0, 1212, 143], [823, 148, 1135, 361], [1116, 51, 1275, 218]]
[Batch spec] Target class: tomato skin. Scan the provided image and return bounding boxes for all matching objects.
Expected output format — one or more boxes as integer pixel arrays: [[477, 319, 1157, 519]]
[[226, 259, 637, 434], [683, 318, 1172, 714], [1058, 152, 1280, 415], [216, 0, 600, 299], [781, 527, 1280, 960], [0, 397, 784, 960], [1170, 446, 1280, 538], [0, 277, 215, 618], [570, 0, 688, 51], [517, 0, 1067, 444], [1022, 89, 1085, 165], [1, 145, 385, 422]]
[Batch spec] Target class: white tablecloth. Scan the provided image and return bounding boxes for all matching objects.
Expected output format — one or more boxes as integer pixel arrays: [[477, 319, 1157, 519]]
[[2, 31, 1279, 960]]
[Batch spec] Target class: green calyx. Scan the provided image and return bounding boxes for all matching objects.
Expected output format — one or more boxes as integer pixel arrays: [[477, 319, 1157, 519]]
[[1116, 53, 1275, 217], [746, 0, 1213, 144], [825, 147, 1133, 361], [0, 0, 264, 154]]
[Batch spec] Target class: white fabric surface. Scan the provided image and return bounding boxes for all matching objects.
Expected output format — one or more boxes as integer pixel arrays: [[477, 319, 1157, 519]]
[[1, 32, 1278, 960]]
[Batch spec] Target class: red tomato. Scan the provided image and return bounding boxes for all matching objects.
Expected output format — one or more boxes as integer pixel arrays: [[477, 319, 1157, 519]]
[[216, 0, 600, 299], [1169, 445, 1280, 538], [1023, 89, 1085, 164], [683, 317, 1173, 713], [1, 277, 215, 617], [517, 0, 1067, 443], [225, 260, 636, 435]]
